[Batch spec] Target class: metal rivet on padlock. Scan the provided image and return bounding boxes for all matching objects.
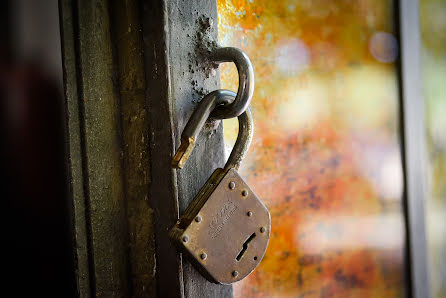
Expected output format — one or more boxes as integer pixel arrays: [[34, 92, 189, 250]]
[[169, 90, 271, 285]]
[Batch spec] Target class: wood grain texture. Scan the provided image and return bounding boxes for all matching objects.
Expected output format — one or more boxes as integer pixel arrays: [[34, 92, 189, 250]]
[[141, 0, 184, 297], [76, 1, 129, 295], [59, 0, 91, 295], [110, 0, 157, 296], [61, 0, 130, 296]]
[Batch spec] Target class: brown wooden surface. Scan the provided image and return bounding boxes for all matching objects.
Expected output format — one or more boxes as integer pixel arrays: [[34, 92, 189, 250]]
[[61, 0, 157, 296], [141, 0, 184, 296], [74, 1, 130, 296], [61, 0, 231, 296], [110, 0, 157, 296], [59, 0, 92, 295]]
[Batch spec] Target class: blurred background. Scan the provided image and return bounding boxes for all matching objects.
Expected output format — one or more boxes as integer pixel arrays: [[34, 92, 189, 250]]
[[1, 0, 75, 295], [0, 0, 444, 297], [420, 1, 446, 297], [218, 0, 445, 297]]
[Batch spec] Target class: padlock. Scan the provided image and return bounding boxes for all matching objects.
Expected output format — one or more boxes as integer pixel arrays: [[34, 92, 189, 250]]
[[170, 89, 271, 284]]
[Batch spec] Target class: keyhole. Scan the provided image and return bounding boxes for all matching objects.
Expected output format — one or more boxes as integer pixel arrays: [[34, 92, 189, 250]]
[[236, 233, 256, 261]]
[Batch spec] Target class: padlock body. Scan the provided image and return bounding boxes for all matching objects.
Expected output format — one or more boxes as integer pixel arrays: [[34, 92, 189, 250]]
[[170, 168, 270, 284]]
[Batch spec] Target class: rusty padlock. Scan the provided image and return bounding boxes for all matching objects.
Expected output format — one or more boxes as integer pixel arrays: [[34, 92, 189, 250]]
[[170, 89, 270, 284]]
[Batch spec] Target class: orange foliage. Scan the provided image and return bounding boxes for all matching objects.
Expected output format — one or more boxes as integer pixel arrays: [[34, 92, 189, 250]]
[[218, 0, 405, 297]]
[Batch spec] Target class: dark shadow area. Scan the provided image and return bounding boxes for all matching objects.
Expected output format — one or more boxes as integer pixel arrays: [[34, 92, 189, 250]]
[[1, 0, 75, 295]]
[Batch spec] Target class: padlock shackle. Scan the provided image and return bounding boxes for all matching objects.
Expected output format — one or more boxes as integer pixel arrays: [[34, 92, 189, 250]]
[[182, 89, 235, 140], [209, 47, 254, 120], [172, 89, 253, 170], [172, 89, 234, 169], [224, 108, 253, 171]]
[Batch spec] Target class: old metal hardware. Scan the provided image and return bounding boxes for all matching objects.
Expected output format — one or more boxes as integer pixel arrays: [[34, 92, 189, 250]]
[[209, 47, 254, 120], [170, 91, 271, 284], [172, 89, 235, 169]]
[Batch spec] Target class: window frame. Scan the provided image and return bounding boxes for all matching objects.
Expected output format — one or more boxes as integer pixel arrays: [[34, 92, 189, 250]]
[[398, 0, 431, 297]]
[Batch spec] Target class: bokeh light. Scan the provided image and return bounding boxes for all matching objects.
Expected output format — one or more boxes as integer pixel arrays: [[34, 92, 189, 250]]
[[218, 0, 406, 296]]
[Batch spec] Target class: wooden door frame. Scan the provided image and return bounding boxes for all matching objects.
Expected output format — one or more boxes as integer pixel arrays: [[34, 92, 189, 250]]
[[60, 0, 231, 296], [141, 0, 232, 297]]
